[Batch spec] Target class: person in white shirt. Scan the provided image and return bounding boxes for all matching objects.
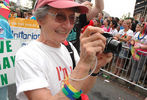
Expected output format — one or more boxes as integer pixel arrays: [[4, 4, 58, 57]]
[[114, 19, 133, 76], [15, 0, 112, 100], [109, 19, 118, 36]]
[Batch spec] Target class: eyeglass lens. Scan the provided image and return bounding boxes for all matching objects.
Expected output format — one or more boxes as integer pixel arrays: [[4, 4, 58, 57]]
[[55, 13, 75, 24]]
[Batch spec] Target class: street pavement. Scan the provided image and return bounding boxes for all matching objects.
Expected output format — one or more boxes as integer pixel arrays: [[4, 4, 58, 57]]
[[8, 76, 146, 100], [88, 76, 146, 100]]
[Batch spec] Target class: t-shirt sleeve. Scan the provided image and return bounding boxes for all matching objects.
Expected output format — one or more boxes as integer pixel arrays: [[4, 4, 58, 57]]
[[15, 58, 49, 98]]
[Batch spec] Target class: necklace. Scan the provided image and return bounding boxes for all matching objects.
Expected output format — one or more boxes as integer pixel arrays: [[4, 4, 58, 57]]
[[138, 32, 145, 40], [138, 24, 146, 40]]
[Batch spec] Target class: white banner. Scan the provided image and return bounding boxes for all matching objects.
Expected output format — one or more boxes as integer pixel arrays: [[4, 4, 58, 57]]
[[0, 39, 21, 87], [11, 27, 40, 46], [0, 27, 40, 87]]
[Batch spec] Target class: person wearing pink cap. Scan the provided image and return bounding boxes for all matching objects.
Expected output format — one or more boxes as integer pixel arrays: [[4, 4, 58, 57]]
[[15, 0, 112, 100]]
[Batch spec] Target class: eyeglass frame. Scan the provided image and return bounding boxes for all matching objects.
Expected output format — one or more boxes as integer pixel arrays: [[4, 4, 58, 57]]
[[47, 11, 76, 25]]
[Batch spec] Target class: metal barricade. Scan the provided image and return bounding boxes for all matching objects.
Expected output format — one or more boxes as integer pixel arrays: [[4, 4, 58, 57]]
[[101, 45, 147, 91]]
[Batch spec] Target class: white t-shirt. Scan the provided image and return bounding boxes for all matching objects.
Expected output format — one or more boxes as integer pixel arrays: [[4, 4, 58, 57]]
[[118, 29, 134, 37], [15, 40, 80, 100], [133, 32, 147, 44], [109, 28, 118, 36]]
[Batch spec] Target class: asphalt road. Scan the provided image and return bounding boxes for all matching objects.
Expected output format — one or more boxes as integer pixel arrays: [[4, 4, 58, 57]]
[[88, 76, 146, 100], [7, 76, 146, 100]]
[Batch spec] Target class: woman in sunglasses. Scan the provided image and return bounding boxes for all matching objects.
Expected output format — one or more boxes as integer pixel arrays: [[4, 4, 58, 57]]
[[15, 0, 112, 100]]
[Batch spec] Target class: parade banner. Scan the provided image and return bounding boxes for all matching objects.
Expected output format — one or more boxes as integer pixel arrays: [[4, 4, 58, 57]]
[[0, 18, 40, 87], [9, 18, 40, 46], [0, 39, 21, 87], [9, 18, 39, 29]]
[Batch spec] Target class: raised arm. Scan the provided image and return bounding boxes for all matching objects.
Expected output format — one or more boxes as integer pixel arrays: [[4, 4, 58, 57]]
[[86, 0, 104, 21]]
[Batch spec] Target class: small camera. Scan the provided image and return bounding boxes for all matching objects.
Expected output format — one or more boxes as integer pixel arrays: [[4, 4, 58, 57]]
[[102, 33, 122, 54]]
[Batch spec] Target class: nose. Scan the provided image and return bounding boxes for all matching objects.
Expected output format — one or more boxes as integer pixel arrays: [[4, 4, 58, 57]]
[[62, 17, 72, 28]]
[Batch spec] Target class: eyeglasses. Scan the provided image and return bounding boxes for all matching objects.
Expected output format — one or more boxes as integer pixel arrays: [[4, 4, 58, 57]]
[[48, 12, 76, 25]]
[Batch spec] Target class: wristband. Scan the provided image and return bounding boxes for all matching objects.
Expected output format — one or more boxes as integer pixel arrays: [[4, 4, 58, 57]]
[[62, 78, 82, 100], [90, 72, 99, 76]]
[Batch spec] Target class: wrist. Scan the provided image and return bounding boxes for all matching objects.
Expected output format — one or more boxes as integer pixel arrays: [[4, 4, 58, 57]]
[[90, 66, 100, 77]]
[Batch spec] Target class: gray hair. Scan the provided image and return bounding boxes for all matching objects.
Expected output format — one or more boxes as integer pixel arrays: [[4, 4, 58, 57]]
[[34, 5, 50, 20]]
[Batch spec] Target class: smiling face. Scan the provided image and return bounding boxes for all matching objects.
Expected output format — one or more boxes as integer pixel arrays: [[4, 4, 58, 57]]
[[37, 8, 75, 47]]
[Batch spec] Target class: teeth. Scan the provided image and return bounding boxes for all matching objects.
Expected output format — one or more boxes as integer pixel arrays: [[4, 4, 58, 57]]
[[55, 30, 67, 34]]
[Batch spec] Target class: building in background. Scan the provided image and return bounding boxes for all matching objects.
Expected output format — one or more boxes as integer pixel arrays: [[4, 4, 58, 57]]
[[134, 0, 147, 21]]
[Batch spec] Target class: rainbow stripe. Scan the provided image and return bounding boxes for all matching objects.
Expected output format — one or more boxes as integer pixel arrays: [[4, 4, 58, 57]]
[[0, 3, 10, 20], [130, 45, 140, 60]]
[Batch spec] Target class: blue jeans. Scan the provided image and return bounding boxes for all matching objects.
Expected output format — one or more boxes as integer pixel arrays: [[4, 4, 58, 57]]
[[0, 86, 8, 100]]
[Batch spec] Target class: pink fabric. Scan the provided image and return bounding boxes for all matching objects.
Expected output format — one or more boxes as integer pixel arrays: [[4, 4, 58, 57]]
[[0, 8, 10, 20], [5, 0, 9, 4], [101, 25, 110, 32], [35, 0, 88, 14], [135, 43, 147, 56]]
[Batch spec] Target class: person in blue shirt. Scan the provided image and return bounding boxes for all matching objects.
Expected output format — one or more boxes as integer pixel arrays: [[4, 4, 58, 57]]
[[0, 19, 13, 39]]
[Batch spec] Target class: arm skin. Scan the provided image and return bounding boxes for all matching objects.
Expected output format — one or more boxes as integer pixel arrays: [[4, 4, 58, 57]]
[[82, 0, 104, 21], [114, 34, 132, 42], [81, 53, 113, 93], [24, 26, 112, 100]]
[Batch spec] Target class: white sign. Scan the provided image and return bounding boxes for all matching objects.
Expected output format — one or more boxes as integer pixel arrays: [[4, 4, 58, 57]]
[[0, 39, 21, 87]]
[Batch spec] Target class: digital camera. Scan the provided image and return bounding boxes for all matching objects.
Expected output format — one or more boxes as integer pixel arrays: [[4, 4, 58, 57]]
[[102, 33, 122, 54]]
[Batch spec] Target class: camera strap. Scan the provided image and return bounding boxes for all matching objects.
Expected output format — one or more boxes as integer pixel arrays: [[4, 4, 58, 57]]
[[63, 40, 76, 69]]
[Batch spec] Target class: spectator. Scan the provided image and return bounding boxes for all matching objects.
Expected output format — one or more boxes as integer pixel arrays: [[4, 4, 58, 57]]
[[15, 0, 112, 100], [98, 12, 104, 25], [139, 16, 145, 24], [109, 19, 118, 36], [23, 11, 28, 19], [129, 23, 147, 83], [131, 14, 139, 32], [117, 19, 124, 32], [101, 18, 110, 32], [15, 7, 22, 18], [114, 19, 133, 76]]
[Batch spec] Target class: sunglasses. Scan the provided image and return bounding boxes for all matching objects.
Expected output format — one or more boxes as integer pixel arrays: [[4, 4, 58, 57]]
[[48, 12, 76, 25], [0, 1, 3, 3]]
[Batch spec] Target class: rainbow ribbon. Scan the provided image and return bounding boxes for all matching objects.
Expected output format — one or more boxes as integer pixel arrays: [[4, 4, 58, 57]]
[[130, 45, 140, 60]]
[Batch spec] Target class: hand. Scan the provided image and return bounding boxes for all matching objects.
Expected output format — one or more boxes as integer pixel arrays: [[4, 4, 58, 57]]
[[134, 45, 140, 49], [113, 36, 118, 40], [79, 26, 106, 69], [81, 1, 93, 10], [94, 53, 113, 72], [130, 40, 135, 45]]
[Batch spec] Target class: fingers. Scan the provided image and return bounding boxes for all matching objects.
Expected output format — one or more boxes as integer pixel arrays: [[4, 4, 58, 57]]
[[81, 32, 106, 46], [80, 27, 106, 54], [97, 53, 113, 67], [81, 26, 104, 38], [82, 1, 93, 7]]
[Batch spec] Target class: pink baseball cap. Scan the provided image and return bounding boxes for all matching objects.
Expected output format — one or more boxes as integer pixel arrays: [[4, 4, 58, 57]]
[[34, 0, 88, 14]]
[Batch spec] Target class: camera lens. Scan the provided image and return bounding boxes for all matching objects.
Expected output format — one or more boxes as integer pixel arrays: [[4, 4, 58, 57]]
[[107, 38, 122, 54], [103, 33, 122, 54]]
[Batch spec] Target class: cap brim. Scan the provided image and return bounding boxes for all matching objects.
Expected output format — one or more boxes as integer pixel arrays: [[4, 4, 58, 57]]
[[48, 1, 88, 14]]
